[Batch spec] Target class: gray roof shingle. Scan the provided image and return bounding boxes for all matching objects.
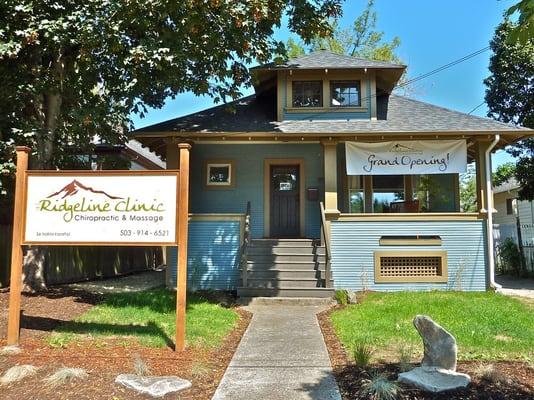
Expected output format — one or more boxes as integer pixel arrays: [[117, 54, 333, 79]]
[[134, 94, 529, 134], [252, 50, 406, 70]]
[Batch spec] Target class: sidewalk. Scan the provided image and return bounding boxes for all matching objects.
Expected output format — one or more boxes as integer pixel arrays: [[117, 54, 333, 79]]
[[496, 275, 534, 299], [212, 304, 341, 400]]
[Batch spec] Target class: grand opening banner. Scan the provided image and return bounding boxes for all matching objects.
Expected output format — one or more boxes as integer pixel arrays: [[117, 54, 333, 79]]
[[345, 140, 467, 175], [23, 171, 179, 245]]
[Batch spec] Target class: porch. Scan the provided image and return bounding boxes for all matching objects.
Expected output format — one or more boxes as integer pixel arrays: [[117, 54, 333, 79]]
[[158, 136, 498, 294]]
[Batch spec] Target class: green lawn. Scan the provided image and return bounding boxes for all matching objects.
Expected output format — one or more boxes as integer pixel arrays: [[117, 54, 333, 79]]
[[48, 289, 240, 348], [330, 291, 534, 362]]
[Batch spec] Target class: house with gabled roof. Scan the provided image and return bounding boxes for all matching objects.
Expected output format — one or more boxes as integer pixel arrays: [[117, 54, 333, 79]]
[[134, 50, 532, 297]]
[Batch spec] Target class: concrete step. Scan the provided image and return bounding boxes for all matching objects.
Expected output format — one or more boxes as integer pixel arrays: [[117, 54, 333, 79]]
[[237, 287, 335, 298], [247, 269, 325, 280], [248, 247, 325, 256], [247, 254, 325, 263], [246, 261, 324, 270], [237, 296, 336, 306], [245, 278, 332, 288], [250, 239, 318, 247]]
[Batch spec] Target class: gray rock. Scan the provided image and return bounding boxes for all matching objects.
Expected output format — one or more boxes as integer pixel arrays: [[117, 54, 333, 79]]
[[413, 315, 457, 371], [399, 367, 471, 393], [115, 374, 191, 398], [346, 290, 358, 304]]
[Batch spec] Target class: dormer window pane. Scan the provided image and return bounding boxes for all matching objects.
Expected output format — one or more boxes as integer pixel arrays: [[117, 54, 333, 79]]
[[292, 81, 322, 107], [331, 81, 361, 107]]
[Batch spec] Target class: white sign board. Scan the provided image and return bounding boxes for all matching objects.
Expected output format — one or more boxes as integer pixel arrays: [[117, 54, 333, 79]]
[[345, 140, 467, 175], [23, 172, 178, 245]]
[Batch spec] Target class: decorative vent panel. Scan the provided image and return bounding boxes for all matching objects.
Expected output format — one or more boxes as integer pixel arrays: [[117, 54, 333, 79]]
[[374, 251, 448, 283]]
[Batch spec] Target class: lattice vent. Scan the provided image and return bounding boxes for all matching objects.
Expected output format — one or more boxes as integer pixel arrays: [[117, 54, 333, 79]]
[[374, 251, 447, 283]]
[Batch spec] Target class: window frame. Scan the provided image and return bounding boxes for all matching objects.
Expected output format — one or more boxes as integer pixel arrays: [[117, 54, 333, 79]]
[[204, 160, 236, 189], [291, 80, 323, 108], [330, 80, 362, 107]]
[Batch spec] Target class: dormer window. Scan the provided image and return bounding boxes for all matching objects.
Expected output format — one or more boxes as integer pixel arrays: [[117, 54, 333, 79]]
[[292, 81, 322, 107], [331, 81, 361, 107]]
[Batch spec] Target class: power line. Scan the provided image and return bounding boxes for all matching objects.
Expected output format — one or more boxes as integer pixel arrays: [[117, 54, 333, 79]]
[[468, 101, 486, 115]]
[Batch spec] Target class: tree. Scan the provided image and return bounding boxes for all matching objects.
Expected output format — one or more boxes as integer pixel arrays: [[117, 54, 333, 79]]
[[484, 21, 534, 201], [0, 0, 343, 290], [493, 162, 516, 187], [286, 0, 402, 64], [459, 164, 477, 213], [506, 0, 534, 44]]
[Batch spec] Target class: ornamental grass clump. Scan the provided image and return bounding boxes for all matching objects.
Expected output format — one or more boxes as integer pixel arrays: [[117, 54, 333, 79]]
[[397, 345, 413, 372], [360, 373, 402, 400], [473, 364, 508, 384], [0, 365, 38, 385], [43, 367, 88, 387], [353, 342, 373, 368]]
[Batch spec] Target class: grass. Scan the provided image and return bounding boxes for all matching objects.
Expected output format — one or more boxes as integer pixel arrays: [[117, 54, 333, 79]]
[[48, 289, 239, 348], [331, 291, 534, 362]]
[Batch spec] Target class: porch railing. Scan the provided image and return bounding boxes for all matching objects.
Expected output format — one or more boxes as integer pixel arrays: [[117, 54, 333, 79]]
[[319, 202, 332, 289], [239, 202, 252, 287]]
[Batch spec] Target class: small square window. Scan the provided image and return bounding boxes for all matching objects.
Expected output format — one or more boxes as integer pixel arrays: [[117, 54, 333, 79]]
[[292, 81, 322, 107], [331, 81, 361, 107], [204, 160, 235, 188]]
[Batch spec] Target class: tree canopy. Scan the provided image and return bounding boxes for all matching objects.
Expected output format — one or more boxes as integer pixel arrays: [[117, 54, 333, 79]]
[[484, 20, 534, 200]]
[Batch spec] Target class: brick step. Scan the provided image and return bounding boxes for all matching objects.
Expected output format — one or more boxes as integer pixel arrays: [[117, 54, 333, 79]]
[[237, 287, 335, 298]]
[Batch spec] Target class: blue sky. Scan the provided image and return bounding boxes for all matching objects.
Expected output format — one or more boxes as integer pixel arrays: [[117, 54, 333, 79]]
[[131, 0, 516, 168]]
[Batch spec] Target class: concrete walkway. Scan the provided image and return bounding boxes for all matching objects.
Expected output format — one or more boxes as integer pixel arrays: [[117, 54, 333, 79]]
[[212, 304, 341, 400], [496, 275, 534, 299]]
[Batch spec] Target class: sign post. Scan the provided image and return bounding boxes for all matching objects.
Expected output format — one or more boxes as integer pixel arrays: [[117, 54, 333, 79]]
[[7, 147, 30, 346], [176, 143, 191, 351], [5, 145, 190, 352]]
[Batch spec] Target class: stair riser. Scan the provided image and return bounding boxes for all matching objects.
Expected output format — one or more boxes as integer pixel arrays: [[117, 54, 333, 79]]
[[247, 270, 324, 279], [248, 255, 325, 262], [246, 279, 328, 288], [250, 240, 317, 247], [248, 247, 325, 255], [247, 262, 324, 270], [237, 288, 335, 298]]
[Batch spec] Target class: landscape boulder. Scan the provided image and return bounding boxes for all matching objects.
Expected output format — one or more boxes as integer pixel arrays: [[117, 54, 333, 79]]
[[398, 315, 471, 393], [115, 374, 191, 398]]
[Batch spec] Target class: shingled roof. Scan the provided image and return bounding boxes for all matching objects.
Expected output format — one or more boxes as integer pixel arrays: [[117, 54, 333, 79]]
[[134, 93, 528, 134], [252, 50, 406, 70]]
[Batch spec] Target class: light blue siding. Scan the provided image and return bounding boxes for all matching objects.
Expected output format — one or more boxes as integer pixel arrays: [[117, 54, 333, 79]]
[[282, 77, 371, 120], [190, 144, 323, 239], [331, 220, 487, 291], [168, 220, 241, 290]]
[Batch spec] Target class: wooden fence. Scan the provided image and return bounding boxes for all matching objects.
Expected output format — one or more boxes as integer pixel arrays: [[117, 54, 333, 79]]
[[0, 225, 162, 288]]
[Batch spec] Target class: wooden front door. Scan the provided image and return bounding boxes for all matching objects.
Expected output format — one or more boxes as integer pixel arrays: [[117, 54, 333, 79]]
[[270, 165, 300, 237]]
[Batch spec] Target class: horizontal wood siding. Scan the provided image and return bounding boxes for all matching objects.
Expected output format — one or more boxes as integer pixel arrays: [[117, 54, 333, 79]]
[[330, 219, 487, 291], [190, 144, 322, 239], [168, 220, 241, 290]]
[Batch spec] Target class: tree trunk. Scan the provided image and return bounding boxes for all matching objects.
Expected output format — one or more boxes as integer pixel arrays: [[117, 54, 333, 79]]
[[22, 55, 64, 292]]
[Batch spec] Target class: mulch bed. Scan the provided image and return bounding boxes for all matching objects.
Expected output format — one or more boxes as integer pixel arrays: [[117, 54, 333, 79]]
[[318, 306, 534, 400], [0, 289, 251, 400]]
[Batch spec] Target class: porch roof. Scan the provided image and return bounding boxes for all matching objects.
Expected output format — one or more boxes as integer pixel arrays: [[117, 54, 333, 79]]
[[134, 94, 531, 157]]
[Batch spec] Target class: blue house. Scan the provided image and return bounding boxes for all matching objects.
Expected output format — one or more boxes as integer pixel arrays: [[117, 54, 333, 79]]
[[134, 50, 532, 297]]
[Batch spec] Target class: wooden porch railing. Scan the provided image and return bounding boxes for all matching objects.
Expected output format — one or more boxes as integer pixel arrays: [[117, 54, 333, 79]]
[[239, 202, 251, 287], [319, 202, 332, 289]]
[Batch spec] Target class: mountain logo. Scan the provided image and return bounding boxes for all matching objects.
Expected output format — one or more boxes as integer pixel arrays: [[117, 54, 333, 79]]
[[389, 143, 423, 154], [47, 180, 123, 200]]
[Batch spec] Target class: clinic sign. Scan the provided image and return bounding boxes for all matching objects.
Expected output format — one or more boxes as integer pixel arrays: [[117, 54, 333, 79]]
[[23, 171, 179, 245], [345, 140, 467, 175]]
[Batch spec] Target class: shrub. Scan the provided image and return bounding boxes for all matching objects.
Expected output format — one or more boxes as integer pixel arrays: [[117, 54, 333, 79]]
[[360, 373, 401, 400], [335, 289, 349, 305], [498, 238, 522, 275], [353, 342, 373, 368]]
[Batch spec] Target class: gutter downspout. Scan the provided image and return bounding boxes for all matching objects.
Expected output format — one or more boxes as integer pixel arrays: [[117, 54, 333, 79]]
[[486, 134, 501, 289]]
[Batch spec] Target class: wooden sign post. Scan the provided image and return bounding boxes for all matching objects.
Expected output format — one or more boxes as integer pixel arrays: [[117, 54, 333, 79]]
[[5, 144, 191, 352]]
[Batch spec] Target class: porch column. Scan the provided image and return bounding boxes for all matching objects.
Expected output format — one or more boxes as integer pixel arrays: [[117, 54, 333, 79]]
[[321, 140, 339, 213], [474, 140, 492, 213]]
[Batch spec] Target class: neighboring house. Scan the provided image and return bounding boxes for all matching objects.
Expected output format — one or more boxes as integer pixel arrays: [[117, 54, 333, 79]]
[[134, 50, 532, 296], [494, 178, 534, 227]]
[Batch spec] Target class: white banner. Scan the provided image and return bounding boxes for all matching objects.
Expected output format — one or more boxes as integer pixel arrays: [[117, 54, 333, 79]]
[[345, 140, 467, 175], [23, 172, 178, 244]]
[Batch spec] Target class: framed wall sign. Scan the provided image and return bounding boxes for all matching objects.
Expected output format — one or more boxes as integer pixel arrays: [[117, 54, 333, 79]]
[[204, 160, 235, 188], [22, 170, 179, 245]]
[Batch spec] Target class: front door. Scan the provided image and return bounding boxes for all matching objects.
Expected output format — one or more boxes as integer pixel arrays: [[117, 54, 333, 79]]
[[270, 165, 300, 237]]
